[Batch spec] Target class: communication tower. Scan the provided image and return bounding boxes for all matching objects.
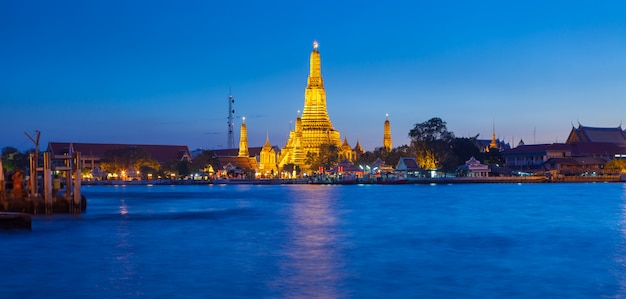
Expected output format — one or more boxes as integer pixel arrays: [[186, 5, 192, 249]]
[[227, 90, 235, 149]]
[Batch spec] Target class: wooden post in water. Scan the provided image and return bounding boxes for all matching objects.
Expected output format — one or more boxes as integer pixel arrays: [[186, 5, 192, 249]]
[[0, 158, 5, 197], [29, 153, 37, 197], [43, 152, 52, 215], [24, 130, 40, 198], [73, 152, 81, 213], [64, 153, 72, 202]]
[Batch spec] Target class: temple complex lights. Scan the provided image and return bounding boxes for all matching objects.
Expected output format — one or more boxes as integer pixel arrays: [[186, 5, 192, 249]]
[[277, 41, 352, 170]]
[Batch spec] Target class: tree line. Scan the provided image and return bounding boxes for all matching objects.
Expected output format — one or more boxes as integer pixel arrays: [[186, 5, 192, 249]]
[[98, 147, 219, 179], [305, 117, 504, 173], [0, 146, 219, 180], [8, 116, 624, 177], [1, 117, 504, 178]]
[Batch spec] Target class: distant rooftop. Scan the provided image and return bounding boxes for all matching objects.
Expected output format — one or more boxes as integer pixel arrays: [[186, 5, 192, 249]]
[[567, 125, 626, 147], [211, 147, 264, 157], [47, 142, 192, 163]]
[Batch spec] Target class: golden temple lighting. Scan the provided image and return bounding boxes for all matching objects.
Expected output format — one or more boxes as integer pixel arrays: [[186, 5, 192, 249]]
[[384, 114, 392, 151], [238, 117, 249, 158], [278, 41, 353, 171]]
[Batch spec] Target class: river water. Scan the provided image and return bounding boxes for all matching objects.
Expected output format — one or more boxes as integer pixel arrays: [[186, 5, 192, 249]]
[[2, 183, 626, 298]]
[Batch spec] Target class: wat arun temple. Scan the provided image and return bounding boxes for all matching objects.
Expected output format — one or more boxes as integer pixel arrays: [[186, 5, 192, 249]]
[[277, 41, 353, 170]]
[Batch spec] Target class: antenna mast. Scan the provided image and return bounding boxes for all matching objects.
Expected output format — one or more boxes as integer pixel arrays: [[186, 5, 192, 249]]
[[227, 89, 235, 149]]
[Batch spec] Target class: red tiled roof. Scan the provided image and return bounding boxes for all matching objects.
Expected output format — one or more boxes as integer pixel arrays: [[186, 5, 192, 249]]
[[402, 158, 419, 169], [504, 142, 626, 157], [396, 158, 421, 171], [47, 142, 191, 164], [371, 158, 386, 167], [212, 147, 263, 157], [547, 144, 572, 151], [503, 144, 551, 154], [567, 125, 626, 147], [570, 142, 626, 155], [214, 156, 258, 172], [544, 157, 607, 166]]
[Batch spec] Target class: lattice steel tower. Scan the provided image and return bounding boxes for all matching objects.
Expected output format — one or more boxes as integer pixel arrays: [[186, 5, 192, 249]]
[[227, 90, 235, 149]]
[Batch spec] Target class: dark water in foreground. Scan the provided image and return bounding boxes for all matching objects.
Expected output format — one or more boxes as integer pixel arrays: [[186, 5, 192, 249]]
[[3, 183, 626, 298]]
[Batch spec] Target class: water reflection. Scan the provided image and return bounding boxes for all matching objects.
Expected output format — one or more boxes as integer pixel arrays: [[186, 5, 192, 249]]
[[618, 184, 626, 296], [110, 198, 139, 296], [277, 186, 347, 298], [119, 198, 128, 215]]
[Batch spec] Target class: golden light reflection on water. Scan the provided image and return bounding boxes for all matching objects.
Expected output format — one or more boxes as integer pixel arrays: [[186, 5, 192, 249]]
[[119, 198, 128, 215], [277, 186, 346, 298], [112, 200, 140, 296]]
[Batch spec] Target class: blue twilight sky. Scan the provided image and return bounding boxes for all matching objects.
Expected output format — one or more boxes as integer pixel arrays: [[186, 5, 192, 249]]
[[1, 1, 626, 152]]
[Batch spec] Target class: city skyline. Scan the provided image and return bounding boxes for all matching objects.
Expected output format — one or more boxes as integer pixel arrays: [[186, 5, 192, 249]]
[[2, 1, 625, 152]]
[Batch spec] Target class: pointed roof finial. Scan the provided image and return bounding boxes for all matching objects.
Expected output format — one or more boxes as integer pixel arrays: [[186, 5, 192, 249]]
[[242, 116, 246, 124], [263, 130, 272, 148], [489, 119, 498, 149], [313, 40, 319, 50]]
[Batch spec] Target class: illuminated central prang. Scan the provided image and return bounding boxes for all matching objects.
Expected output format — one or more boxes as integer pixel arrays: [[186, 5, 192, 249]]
[[384, 114, 392, 151], [278, 41, 346, 170]]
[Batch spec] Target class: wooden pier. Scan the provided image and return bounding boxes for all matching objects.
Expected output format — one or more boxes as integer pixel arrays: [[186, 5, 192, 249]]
[[1, 150, 86, 215]]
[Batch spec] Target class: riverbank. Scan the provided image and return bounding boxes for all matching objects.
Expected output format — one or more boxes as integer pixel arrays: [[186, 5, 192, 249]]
[[80, 175, 626, 186], [82, 179, 309, 186]]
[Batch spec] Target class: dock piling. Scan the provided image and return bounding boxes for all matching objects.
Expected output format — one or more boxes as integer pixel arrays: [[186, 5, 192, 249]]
[[72, 152, 81, 213], [43, 152, 52, 215]]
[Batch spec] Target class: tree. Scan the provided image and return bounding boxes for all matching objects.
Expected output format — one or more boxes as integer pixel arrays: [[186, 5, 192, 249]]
[[281, 163, 301, 177], [160, 160, 191, 179], [384, 145, 413, 167], [100, 147, 160, 178], [409, 117, 454, 143], [451, 135, 481, 166], [408, 117, 455, 171], [605, 159, 626, 173], [177, 160, 192, 178], [483, 148, 504, 166], [305, 143, 340, 171], [354, 150, 379, 166], [354, 145, 414, 171], [191, 150, 219, 175], [160, 160, 179, 179], [1, 147, 30, 172]]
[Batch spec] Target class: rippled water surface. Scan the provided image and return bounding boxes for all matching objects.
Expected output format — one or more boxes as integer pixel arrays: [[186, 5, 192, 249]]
[[3, 183, 626, 298]]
